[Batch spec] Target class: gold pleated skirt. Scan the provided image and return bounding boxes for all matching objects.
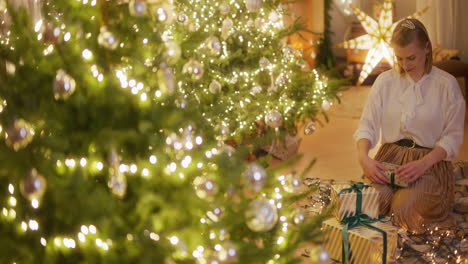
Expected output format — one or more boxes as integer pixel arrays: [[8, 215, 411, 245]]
[[371, 143, 455, 233]]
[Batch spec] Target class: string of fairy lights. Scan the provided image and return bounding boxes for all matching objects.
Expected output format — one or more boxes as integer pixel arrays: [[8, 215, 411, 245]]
[[0, 0, 340, 262]]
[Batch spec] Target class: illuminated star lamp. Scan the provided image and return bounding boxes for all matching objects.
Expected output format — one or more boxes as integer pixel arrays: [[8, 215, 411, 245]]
[[336, 0, 428, 85]]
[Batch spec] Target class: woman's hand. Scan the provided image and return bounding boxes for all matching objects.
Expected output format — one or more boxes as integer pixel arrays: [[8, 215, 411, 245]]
[[395, 159, 430, 183], [359, 156, 390, 184]]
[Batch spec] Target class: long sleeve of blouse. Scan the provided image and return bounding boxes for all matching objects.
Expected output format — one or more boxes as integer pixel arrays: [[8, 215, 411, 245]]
[[354, 67, 465, 160]]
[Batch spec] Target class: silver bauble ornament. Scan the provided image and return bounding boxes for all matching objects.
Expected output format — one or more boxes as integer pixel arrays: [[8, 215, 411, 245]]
[[292, 208, 305, 225], [245, 0, 263, 13], [108, 148, 126, 198], [221, 18, 234, 40], [283, 173, 302, 193], [250, 85, 262, 95], [265, 110, 283, 128], [209, 80, 222, 94], [165, 41, 181, 63], [129, 0, 147, 16], [177, 13, 189, 25], [5, 119, 35, 151], [98, 27, 118, 50], [304, 121, 316, 135], [259, 57, 270, 69], [20, 169, 46, 201], [206, 36, 222, 56], [245, 199, 278, 232], [53, 69, 76, 100], [219, 3, 230, 15], [157, 63, 175, 94], [245, 163, 267, 192], [194, 176, 217, 200], [321, 100, 331, 111], [182, 59, 204, 80]]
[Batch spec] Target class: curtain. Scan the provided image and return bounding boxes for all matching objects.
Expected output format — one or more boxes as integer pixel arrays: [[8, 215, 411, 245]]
[[416, 0, 458, 49]]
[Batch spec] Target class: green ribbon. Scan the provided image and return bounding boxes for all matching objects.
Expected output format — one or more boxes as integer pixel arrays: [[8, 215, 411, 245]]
[[390, 173, 395, 186], [338, 182, 371, 215], [340, 213, 388, 264], [337, 182, 387, 264]]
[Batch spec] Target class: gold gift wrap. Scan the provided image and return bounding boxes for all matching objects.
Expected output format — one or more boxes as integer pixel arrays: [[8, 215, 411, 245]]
[[322, 218, 399, 263], [331, 184, 380, 221], [380, 162, 408, 187]]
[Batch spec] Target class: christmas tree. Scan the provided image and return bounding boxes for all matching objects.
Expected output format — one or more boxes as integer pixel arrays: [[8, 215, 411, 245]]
[[0, 0, 342, 263]]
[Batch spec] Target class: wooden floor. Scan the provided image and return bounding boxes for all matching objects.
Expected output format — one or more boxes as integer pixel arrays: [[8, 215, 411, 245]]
[[283, 85, 468, 181]]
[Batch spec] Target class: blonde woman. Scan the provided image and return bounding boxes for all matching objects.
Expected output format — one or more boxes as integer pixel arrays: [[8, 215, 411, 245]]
[[354, 18, 465, 233]]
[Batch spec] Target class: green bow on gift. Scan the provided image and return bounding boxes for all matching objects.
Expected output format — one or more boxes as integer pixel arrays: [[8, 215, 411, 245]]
[[338, 182, 387, 264], [340, 213, 387, 264], [338, 182, 371, 216]]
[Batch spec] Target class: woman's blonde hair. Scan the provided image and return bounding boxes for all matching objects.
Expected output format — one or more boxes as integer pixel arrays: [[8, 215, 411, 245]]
[[391, 18, 433, 75]]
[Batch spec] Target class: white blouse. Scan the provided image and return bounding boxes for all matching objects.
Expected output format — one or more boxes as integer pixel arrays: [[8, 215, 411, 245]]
[[354, 66, 466, 160]]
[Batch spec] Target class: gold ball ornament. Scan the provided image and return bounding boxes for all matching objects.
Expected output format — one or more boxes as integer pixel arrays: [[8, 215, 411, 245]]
[[98, 27, 119, 50], [20, 169, 47, 201], [245, 0, 263, 13], [182, 59, 204, 80], [245, 199, 278, 232], [53, 69, 76, 100], [206, 36, 222, 56], [219, 3, 230, 15], [5, 119, 35, 151], [245, 163, 267, 192], [209, 80, 222, 94], [304, 121, 316, 135], [265, 110, 283, 128]]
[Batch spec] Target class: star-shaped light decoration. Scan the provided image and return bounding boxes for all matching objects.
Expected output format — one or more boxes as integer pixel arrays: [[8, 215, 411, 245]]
[[336, 0, 428, 85]]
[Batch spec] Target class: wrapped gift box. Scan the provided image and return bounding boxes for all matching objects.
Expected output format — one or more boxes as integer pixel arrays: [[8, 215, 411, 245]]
[[322, 218, 399, 264], [380, 162, 408, 187], [331, 184, 380, 221]]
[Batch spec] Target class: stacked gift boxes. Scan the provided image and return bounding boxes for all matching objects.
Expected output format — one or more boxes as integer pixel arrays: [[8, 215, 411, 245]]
[[322, 183, 399, 263]]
